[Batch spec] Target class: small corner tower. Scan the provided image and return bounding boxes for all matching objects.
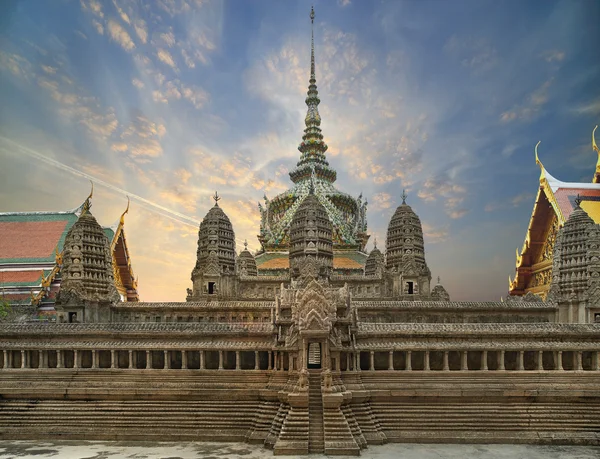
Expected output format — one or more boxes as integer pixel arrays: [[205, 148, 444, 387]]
[[385, 190, 431, 298], [189, 192, 237, 300], [364, 239, 384, 277], [238, 240, 258, 277], [55, 190, 120, 323]]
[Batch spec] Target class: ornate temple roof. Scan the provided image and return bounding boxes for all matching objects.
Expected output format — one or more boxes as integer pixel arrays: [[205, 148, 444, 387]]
[[237, 240, 258, 277], [364, 240, 384, 277], [0, 192, 137, 306], [510, 137, 600, 297], [257, 7, 368, 252]]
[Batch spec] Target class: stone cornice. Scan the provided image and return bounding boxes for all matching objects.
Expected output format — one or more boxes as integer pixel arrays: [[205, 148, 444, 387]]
[[355, 339, 600, 351], [0, 339, 275, 350], [355, 301, 555, 310], [112, 301, 275, 310]]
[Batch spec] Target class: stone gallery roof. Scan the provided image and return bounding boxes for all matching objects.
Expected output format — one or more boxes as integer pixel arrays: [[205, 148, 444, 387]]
[[113, 301, 275, 310], [354, 301, 556, 310], [0, 322, 275, 336]]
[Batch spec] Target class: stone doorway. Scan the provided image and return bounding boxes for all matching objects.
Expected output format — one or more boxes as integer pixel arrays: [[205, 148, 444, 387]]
[[308, 342, 321, 369]]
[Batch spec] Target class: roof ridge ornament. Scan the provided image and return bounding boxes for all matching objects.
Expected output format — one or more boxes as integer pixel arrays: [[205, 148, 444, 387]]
[[574, 194, 582, 209], [82, 181, 94, 214], [401, 189, 407, 204], [534, 140, 547, 183], [119, 196, 130, 226], [213, 191, 221, 206]]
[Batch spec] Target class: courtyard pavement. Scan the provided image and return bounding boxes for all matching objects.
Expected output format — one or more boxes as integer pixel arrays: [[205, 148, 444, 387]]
[[0, 441, 599, 459]]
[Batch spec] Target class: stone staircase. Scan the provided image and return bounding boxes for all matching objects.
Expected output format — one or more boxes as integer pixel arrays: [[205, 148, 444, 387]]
[[308, 370, 324, 454]]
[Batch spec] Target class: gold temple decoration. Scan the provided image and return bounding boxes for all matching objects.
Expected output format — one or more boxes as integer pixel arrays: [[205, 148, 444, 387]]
[[593, 125, 599, 183]]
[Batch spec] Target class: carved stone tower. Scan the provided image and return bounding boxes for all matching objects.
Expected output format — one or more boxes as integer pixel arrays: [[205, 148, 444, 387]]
[[188, 193, 237, 300], [549, 197, 600, 322], [55, 198, 120, 323], [385, 192, 431, 298], [289, 185, 334, 280], [238, 240, 258, 277], [364, 240, 384, 277]]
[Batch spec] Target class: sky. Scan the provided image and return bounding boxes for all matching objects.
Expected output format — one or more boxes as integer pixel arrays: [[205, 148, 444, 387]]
[[0, 0, 599, 302]]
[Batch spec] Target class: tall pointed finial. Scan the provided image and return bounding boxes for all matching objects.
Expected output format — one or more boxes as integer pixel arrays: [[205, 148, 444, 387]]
[[82, 181, 94, 214], [574, 194, 582, 209], [592, 125, 600, 184], [244, 239, 248, 250], [401, 189, 407, 204], [213, 191, 221, 205], [373, 237, 377, 249], [437, 275, 441, 285], [119, 196, 130, 226], [310, 6, 315, 79]]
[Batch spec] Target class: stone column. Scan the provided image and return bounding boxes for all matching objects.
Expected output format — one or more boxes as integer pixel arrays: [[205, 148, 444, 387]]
[[369, 351, 375, 371], [200, 351, 205, 370], [443, 351, 449, 371], [218, 350, 223, 370], [74, 350, 79, 369], [182, 350, 187, 370], [146, 350, 151, 369], [274, 351, 278, 371], [594, 351, 600, 371], [235, 351, 240, 370], [128, 350, 133, 369], [557, 351, 563, 371], [482, 350, 488, 371], [356, 352, 361, 372], [164, 350, 169, 369], [498, 350, 505, 371], [518, 351, 524, 371], [280, 352, 284, 371], [576, 351, 583, 371], [406, 351, 412, 371], [92, 350, 97, 369], [56, 350, 62, 369], [254, 351, 259, 370], [347, 353, 351, 372], [38, 350, 45, 369], [2, 350, 8, 369], [21, 350, 26, 369], [537, 351, 543, 371], [268, 351, 272, 371], [461, 351, 467, 371], [424, 351, 430, 371], [388, 351, 394, 370], [111, 350, 116, 369]]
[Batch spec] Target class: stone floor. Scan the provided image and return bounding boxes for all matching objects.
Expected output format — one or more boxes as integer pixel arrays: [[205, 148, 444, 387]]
[[0, 441, 599, 459]]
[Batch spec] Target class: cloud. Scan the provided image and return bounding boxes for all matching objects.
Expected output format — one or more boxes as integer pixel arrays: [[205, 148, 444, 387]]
[[371, 192, 393, 210], [571, 99, 600, 116], [484, 192, 533, 212], [107, 19, 135, 51], [181, 49, 195, 68], [160, 31, 176, 47], [113, 115, 166, 160], [92, 19, 104, 35], [422, 223, 448, 244], [540, 50, 565, 63], [181, 84, 208, 109], [338, 0, 352, 6], [112, 0, 131, 24], [444, 35, 498, 74], [157, 48, 177, 70], [0, 51, 33, 80], [132, 78, 144, 89], [80, 0, 104, 18], [418, 171, 468, 219], [134, 20, 148, 44], [500, 78, 553, 123]]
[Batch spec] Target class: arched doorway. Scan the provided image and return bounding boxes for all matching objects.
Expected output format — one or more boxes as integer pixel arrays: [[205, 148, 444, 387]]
[[308, 342, 321, 369]]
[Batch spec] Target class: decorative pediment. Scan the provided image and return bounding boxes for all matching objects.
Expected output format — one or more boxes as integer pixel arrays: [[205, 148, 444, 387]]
[[203, 251, 221, 276], [293, 279, 336, 331]]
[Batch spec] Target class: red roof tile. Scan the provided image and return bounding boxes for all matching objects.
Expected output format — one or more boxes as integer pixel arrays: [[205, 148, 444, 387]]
[[0, 270, 43, 283], [0, 220, 68, 260], [554, 188, 600, 222]]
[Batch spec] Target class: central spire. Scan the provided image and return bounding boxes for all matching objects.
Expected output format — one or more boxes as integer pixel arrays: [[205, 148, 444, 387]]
[[289, 6, 336, 184]]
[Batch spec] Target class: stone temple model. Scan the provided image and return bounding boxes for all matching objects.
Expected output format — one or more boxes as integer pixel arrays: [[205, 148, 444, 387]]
[[1, 8, 600, 455]]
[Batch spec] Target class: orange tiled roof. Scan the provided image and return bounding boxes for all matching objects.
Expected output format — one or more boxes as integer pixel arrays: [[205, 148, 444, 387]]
[[259, 257, 290, 269], [333, 256, 363, 269], [554, 188, 600, 223], [0, 220, 69, 260], [0, 270, 43, 283]]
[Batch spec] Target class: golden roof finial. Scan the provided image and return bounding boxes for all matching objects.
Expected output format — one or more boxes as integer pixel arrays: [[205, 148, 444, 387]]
[[119, 196, 130, 226], [534, 141, 546, 182], [82, 181, 94, 214], [593, 125, 599, 154]]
